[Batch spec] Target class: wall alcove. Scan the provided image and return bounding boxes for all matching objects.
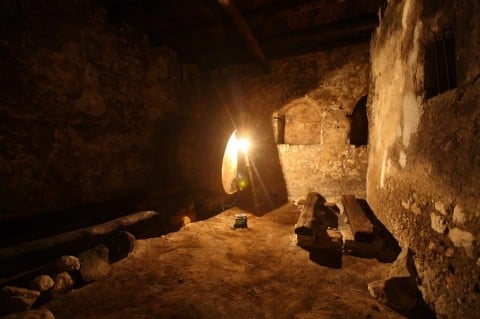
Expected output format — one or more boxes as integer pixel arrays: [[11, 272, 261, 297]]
[[349, 95, 368, 146]]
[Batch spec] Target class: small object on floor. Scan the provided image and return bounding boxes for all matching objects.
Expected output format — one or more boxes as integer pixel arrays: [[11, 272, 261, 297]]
[[234, 214, 248, 228]]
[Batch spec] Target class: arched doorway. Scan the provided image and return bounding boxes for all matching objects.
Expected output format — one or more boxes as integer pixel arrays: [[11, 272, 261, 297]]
[[350, 95, 368, 146]]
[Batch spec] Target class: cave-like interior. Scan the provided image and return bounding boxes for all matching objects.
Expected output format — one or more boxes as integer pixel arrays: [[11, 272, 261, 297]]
[[0, 1, 479, 318]]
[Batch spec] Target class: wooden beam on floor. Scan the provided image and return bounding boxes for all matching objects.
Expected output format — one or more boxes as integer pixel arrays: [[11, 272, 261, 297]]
[[341, 194, 374, 242], [0, 210, 163, 277], [295, 192, 319, 236]]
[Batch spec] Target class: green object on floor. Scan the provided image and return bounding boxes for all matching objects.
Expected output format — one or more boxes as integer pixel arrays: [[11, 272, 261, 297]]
[[234, 214, 248, 228]]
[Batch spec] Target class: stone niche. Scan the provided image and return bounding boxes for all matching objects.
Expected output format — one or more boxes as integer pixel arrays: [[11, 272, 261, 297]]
[[367, 0, 480, 318]]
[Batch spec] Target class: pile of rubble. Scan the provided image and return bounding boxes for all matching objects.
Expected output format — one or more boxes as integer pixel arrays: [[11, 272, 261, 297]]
[[0, 231, 135, 319]]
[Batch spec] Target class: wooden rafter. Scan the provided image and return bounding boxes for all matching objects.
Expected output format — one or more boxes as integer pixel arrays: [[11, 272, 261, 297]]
[[216, 0, 270, 72]]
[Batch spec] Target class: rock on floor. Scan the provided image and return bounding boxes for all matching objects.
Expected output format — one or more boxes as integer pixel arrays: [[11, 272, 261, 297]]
[[79, 245, 111, 282], [28, 276, 54, 292], [0, 286, 40, 314], [47, 256, 80, 274], [0, 309, 55, 319], [51, 272, 75, 293]]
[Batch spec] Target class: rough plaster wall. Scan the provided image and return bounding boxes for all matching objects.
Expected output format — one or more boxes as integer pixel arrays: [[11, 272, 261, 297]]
[[367, 0, 480, 317], [175, 86, 234, 196], [210, 43, 370, 205], [278, 144, 367, 202], [0, 0, 181, 220]]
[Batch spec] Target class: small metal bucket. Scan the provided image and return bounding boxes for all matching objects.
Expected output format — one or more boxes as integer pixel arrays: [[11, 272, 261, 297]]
[[234, 214, 248, 228]]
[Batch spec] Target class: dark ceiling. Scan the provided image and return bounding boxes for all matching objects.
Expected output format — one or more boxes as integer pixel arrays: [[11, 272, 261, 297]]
[[97, 0, 384, 69]]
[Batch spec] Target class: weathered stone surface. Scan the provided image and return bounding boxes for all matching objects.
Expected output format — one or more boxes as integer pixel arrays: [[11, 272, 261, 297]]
[[0, 0, 182, 222], [452, 205, 466, 225], [79, 245, 111, 282], [448, 227, 475, 258], [28, 275, 54, 292], [106, 231, 136, 263], [0, 309, 55, 319], [367, 0, 480, 317], [387, 247, 417, 279], [51, 272, 75, 293], [278, 144, 368, 202], [47, 256, 80, 273], [430, 213, 447, 234], [434, 201, 447, 216], [0, 286, 40, 314]]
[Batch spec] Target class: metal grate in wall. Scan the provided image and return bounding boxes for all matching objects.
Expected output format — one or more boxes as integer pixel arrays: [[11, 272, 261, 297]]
[[424, 29, 457, 99]]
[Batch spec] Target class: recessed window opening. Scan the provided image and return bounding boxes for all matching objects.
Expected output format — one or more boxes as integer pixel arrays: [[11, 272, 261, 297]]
[[424, 28, 457, 99], [349, 95, 368, 146], [273, 114, 285, 144], [272, 101, 323, 145]]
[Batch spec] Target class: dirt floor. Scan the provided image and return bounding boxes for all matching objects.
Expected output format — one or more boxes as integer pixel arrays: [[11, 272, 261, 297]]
[[45, 204, 405, 319]]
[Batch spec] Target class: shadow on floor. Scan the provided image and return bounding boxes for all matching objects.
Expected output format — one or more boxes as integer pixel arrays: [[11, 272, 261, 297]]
[[356, 199, 401, 263], [309, 249, 343, 269]]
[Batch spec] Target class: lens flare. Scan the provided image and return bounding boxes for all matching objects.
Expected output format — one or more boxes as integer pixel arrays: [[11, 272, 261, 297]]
[[237, 138, 250, 153]]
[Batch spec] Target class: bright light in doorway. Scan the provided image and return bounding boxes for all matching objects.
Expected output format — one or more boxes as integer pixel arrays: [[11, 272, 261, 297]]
[[237, 137, 250, 154], [221, 131, 251, 194]]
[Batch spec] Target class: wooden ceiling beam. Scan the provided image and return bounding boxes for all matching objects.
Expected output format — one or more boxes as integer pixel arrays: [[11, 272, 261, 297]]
[[186, 13, 377, 69], [178, 1, 381, 49], [216, 0, 270, 72], [245, 0, 383, 25], [261, 14, 378, 56], [181, 11, 377, 54]]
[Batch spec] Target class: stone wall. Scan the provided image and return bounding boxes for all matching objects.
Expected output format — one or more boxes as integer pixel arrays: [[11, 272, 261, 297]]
[[211, 43, 370, 204], [278, 144, 367, 202], [367, 0, 480, 317], [0, 0, 182, 221]]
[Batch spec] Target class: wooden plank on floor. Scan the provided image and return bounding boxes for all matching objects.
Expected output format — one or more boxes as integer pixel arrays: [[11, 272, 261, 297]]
[[341, 194, 374, 242], [294, 192, 319, 236]]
